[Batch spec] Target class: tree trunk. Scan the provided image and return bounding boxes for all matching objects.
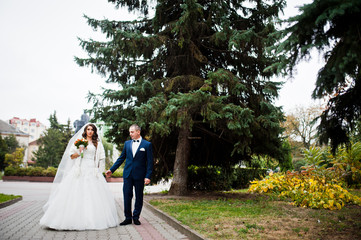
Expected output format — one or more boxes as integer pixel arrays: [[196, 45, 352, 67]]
[[169, 122, 191, 196]]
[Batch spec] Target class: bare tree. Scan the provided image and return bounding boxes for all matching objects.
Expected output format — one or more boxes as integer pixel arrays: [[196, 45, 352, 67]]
[[283, 105, 324, 149]]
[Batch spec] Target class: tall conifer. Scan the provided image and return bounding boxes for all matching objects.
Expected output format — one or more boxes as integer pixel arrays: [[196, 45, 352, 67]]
[[270, 0, 361, 150], [76, 0, 287, 195]]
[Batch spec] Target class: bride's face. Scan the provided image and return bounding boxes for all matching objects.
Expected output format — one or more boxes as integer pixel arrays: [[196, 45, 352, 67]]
[[86, 126, 94, 138]]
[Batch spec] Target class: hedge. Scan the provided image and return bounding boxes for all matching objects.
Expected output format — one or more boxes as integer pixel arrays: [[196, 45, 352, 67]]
[[187, 165, 267, 191], [4, 166, 57, 177]]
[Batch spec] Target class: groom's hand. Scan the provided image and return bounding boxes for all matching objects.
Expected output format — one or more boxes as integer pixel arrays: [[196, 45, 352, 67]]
[[144, 178, 150, 185], [105, 170, 112, 178]]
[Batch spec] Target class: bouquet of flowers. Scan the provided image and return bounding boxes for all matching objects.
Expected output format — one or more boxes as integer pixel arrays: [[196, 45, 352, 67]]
[[74, 138, 88, 158]]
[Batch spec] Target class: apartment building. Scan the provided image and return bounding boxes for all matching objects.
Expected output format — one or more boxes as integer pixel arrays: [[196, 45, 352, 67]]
[[9, 117, 46, 141]]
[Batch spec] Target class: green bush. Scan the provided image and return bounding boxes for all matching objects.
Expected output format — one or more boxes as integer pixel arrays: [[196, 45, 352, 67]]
[[4, 166, 17, 176], [4, 166, 27, 176], [231, 167, 267, 189], [4, 166, 58, 177], [187, 165, 267, 191], [43, 167, 57, 177], [300, 143, 361, 188], [16, 167, 27, 176], [187, 165, 234, 191], [112, 169, 123, 178], [103, 169, 123, 178], [27, 167, 45, 176], [293, 159, 307, 172]]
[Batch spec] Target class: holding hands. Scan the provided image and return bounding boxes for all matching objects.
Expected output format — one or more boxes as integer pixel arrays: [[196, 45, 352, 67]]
[[105, 170, 112, 178], [104, 169, 150, 185]]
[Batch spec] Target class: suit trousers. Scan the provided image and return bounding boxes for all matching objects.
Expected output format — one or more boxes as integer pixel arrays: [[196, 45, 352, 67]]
[[123, 177, 145, 220]]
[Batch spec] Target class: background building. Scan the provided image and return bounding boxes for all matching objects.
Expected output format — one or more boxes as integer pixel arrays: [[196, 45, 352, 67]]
[[0, 119, 30, 166], [0, 119, 29, 147], [9, 117, 46, 142], [27, 139, 40, 164], [7, 117, 47, 166]]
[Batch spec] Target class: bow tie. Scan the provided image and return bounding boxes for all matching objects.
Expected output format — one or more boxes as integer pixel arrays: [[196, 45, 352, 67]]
[[133, 140, 140, 142]]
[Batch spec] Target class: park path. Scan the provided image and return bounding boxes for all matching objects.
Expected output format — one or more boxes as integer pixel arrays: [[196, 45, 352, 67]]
[[0, 181, 188, 240]]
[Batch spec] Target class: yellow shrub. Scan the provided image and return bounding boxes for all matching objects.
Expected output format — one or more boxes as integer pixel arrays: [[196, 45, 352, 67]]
[[248, 170, 361, 210]]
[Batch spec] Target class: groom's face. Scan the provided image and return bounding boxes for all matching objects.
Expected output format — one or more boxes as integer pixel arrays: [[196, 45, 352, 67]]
[[129, 126, 140, 140]]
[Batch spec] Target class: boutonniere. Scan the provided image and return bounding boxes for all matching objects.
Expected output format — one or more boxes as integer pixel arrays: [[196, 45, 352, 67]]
[[140, 148, 145, 151]]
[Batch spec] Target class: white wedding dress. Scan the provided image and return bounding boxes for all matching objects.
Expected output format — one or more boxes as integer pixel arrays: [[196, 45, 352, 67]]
[[40, 143, 119, 230]]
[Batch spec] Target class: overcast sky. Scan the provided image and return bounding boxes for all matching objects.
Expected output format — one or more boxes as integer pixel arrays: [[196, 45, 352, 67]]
[[0, 0, 322, 127]]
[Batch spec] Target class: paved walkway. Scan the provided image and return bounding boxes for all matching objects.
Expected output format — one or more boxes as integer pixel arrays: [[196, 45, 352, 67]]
[[0, 181, 188, 240]]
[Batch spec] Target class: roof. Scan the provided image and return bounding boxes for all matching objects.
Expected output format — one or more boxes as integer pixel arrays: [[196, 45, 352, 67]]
[[0, 119, 29, 136], [29, 138, 41, 146], [9, 117, 46, 127]]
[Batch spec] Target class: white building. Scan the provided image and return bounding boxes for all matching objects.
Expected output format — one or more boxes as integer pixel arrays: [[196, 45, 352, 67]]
[[9, 117, 46, 142], [7, 117, 46, 166], [0, 119, 29, 147], [0, 119, 30, 166], [27, 139, 40, 164]]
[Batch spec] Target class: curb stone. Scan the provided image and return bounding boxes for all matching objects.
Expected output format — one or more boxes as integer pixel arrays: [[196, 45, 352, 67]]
[[143, 200, 208, 240], [0, 196, 22, 209]]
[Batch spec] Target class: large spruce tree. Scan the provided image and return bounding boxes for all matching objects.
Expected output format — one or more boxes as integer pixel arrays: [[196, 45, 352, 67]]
[[76, 0, 287, 195], [270, 0, 361, 150]]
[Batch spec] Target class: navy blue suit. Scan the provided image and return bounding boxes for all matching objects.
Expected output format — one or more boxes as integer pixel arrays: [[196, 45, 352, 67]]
[[110, 138, 153, 221]]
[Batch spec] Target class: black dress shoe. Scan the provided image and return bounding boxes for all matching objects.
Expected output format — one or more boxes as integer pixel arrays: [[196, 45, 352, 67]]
[[133, 219, 141, 225], [120, 219, 132, 225]]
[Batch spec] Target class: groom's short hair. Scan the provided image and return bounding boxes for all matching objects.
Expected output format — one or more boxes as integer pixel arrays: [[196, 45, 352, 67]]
[[130, 124, 141, 132]]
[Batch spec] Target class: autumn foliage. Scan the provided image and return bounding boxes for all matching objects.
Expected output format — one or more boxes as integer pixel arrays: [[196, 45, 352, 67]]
[[249, 167, 361, 210]]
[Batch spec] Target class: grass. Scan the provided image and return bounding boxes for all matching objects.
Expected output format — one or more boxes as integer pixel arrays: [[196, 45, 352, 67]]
[[149, 189, 361, 240], [0, 193, 22, 204]]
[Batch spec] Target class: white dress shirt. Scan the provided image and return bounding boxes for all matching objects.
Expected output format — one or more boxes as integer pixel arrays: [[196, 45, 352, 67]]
[[132, 137, 142, 157]]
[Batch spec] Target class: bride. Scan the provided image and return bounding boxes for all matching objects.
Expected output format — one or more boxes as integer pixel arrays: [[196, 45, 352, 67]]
[[40, 123, 119, 230]]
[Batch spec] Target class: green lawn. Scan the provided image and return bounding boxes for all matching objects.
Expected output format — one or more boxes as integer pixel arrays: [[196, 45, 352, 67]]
[[0, 193, 22, 204], [149, 189, 361, 240]]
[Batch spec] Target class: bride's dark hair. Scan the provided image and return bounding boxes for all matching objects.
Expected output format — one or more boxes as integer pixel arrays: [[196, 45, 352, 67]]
[[82, 123, 98, 148]]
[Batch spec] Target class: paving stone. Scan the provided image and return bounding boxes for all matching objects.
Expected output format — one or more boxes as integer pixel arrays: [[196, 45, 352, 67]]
[[0, 181, 192, 240]]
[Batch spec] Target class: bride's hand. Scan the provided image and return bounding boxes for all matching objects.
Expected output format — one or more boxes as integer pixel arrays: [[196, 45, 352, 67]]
[[71, 153, 80, 159]]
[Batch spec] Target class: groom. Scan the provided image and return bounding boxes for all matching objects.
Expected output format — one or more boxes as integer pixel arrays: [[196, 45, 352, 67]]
[[105, 124, 153, 225]]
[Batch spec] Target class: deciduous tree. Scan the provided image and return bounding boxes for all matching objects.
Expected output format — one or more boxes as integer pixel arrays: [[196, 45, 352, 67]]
[[283, 105, 323, 149], [5, 148, 24, 167], [33, 114, 73, 168], [4, 134, 20, 153]]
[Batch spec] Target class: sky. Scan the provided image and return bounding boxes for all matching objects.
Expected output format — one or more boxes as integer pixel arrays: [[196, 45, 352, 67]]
[[0, 0, 322, 127]]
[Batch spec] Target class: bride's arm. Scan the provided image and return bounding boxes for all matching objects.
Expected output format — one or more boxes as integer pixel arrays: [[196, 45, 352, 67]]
[[97, 142, 106, 172], [70, 145, 80, 159]]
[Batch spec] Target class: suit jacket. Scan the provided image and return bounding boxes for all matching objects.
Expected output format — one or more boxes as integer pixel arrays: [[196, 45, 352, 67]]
[[110, 139, 153, 180]]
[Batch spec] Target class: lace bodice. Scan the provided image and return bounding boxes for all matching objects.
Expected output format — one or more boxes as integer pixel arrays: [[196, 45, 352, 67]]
[[81, 143, 96, 168], [69, 140, 105, 174]]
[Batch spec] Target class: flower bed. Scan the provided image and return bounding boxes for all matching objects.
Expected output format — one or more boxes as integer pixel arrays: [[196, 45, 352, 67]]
[[106, 177, 123, 182], [2, 175, 55, 182]]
